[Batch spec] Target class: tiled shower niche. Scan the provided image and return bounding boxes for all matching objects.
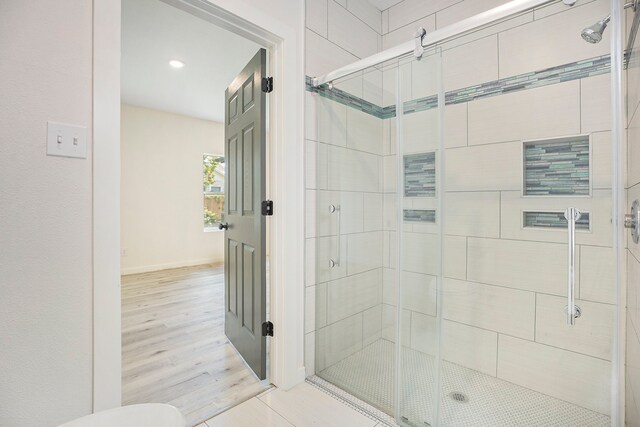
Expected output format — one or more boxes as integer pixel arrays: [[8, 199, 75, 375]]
[[404, 152, 436, 197], [404, 209, 436, 223], [523, 211, 591, 231], [523, 135, 590, 196]]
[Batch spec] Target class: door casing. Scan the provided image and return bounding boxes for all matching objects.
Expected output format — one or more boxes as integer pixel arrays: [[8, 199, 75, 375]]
[[93, 0, 306, 412]]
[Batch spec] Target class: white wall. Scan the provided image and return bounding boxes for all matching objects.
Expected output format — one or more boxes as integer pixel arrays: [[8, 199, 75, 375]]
[[0, 1, 94, 425], [0, 0, 305, 423], [121, 104, 224, 274]]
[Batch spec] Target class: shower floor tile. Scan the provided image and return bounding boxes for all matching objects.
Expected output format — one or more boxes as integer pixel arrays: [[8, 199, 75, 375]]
[[315, 339, 610, 427]]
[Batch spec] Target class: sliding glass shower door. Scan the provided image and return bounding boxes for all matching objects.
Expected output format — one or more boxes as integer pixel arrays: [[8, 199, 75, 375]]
[[312, 1, 619, 425], [394, 49, 444, 427], [311, 64, 396, 416], [395, 2, 616, 425]]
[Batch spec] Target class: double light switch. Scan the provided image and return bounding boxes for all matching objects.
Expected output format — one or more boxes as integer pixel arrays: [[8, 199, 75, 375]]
[[47, 121, 88, 159]]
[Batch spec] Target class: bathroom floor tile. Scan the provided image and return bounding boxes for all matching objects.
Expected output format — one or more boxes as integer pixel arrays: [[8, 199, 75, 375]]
[[204, 397, 293, 427], [258, 382, 377, 427]]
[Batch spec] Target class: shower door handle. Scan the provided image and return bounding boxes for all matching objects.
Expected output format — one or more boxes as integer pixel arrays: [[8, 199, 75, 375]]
[[564, 207, 582, 325], [329, 204, 341, 268]]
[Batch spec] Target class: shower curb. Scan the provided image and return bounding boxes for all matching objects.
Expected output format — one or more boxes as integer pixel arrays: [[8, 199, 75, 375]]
[[306, 375, 397, 427]]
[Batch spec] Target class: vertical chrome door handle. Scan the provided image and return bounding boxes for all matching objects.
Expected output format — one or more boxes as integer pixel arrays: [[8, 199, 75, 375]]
[[329, 204, 341, 268], [564, 207, 582, 325]]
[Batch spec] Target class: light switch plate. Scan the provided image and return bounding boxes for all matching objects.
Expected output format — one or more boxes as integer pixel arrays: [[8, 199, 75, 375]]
[[47, 121, 88, 159]]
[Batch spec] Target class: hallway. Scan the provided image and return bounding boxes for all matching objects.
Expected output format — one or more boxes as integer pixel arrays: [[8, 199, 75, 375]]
[[121, 265, 270, 426]]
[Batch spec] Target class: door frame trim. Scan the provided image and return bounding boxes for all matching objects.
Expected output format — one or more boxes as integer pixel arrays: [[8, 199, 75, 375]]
[[92, 0, 306, 411]]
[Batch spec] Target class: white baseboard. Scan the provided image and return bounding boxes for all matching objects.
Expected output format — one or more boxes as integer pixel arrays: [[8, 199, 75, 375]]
[[121, 258, 223, 275]]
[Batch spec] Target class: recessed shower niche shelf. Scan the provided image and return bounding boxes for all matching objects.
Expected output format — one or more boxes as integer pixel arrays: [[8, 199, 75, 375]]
[[524, 211, 591, 231], [523, 136, 590, 196], [404, 209, 436, 223], [404, 152, 436, 198]]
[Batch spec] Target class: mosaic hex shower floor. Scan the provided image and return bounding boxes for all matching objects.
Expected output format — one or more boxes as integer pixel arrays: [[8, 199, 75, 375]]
[[315, 339, 610, 427]]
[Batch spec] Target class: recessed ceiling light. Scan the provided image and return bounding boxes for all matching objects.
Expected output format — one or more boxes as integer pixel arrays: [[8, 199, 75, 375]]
[[169, 60, 185, 69]]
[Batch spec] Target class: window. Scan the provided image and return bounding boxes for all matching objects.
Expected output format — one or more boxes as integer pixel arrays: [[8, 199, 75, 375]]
[[203, 154, 225, 230]]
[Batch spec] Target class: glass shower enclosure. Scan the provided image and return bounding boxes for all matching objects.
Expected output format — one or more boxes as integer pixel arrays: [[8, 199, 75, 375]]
[[309, 0, 622, 426]]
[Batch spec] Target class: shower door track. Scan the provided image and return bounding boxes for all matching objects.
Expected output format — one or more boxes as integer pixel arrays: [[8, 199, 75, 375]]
[[312, 0, 559, 88]]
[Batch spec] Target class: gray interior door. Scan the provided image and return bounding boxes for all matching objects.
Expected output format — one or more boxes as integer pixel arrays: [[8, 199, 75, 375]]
[[223, 48, 267, 380]]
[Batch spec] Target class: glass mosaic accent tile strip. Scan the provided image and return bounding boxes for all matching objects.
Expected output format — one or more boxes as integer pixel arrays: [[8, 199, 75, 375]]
[[523, 136, 590, 196], [404, 152, 436, 197], [305, 76, 383, 118], [305, 54, 610, 120], [524, 211, 590, 230], [404, 209, 436, 223]]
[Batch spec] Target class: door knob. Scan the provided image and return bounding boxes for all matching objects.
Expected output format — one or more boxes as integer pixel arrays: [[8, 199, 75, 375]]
[[218, 222, 228, 230]]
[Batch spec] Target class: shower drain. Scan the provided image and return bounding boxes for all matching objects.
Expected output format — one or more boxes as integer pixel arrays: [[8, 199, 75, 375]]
[[449, 391, 469, 403]]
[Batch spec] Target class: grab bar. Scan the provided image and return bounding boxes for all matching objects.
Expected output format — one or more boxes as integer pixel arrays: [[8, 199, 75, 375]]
[[564, 207, 582, 325], [329, 204, 341, 268]]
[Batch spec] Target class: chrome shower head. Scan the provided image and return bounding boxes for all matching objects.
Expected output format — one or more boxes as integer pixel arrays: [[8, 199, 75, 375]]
[[581, 15, 611, 44]]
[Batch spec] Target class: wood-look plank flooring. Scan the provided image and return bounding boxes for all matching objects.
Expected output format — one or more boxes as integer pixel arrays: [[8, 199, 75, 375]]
[[122, 264, 270, 427]]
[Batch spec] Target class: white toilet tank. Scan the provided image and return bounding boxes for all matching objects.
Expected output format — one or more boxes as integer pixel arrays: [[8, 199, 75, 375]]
[[57, 403, 185, 427]]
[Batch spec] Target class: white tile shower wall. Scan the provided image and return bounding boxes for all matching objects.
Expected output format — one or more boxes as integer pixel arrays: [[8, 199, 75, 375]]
[[444, 141, 522, 191], [535, 293, 614, 360], [328, 1, 380, 59], [307, 0, 618, 416], [387, 0, 460, 33], [306, 0, 328, 37], [382, 14, 435, 50], [346, 107, 384, 155], [305, 88, 383, 374], [627, 2, 640, 422], [466, 237, 571, 296], [374, 0, 617, 413], [441, 320, 498, 377], [316, 313, 364, 370], [498, 335, 611, 415], [467, 80, 581, 146], [500, 189, 613, 247], [498, 0, 610, 78], [305, 0, 386, 376], [327, 269, 381, 323], [442, 278, 536, 340], [593, 131, 614, 189], [306, 29, 358, 78], [379, 0, 611, 111], [580, 245, 617, 305], [345, 0, 382, 34], [436, 0, 509, 28], [581, 73, 612, 134], [346, 232, 384, 275]]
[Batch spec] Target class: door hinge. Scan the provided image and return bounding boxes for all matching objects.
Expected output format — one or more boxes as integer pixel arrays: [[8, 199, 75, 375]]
[[262, 200, 274, 216], [262, 77, 273, 93], [262, 321, 274, 337]]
